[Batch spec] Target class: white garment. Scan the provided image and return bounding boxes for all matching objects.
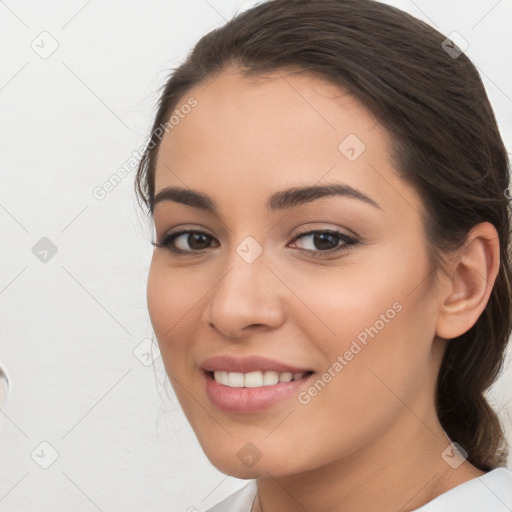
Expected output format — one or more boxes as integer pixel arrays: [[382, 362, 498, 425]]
[[205, 467, 512, 511]]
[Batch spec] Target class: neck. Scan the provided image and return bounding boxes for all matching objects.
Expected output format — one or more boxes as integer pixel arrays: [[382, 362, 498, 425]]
[[251, 397, 484, 512]]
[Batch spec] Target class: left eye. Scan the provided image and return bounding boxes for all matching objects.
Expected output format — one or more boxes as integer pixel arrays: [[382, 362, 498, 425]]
[[290, 230, 357, 253]]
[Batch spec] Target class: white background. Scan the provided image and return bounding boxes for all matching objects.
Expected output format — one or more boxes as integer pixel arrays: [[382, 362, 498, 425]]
[[1, 1, 511, 511]]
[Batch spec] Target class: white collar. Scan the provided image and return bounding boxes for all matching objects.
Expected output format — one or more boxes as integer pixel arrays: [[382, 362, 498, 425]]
[[206, 467, 512, 511]]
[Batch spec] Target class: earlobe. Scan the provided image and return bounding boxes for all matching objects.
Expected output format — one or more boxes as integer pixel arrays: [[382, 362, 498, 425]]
[[435, 222, 500, 340]]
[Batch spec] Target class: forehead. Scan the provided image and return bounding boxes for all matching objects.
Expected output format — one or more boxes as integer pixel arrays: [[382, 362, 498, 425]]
[[156, 68, 382, 162], [153, 68, 419, 223]]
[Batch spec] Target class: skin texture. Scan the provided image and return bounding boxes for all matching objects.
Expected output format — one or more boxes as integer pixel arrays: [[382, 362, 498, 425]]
[[147, 68, 498, 512]]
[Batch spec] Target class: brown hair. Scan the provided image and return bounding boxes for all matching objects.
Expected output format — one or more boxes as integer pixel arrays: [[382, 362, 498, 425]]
[[135, 0, 512, 470]]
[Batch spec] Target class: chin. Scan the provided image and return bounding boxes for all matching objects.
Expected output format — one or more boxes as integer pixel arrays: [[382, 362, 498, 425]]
[[202, 450, 260, 478], [201, 441, 304, 480]]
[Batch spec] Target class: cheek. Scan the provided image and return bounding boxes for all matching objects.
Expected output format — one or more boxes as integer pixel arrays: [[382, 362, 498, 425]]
[[270, 290, 437, 473], [146, 259, 201, 365], [288, 248, 420, 349], [292, 243, 437, 411]]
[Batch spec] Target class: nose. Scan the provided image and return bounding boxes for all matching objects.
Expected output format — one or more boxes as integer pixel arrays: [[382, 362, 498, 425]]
[[204, 248, 286, 340]]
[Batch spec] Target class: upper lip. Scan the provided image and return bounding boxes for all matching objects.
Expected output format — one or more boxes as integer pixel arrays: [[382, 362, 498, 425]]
[[200, 355, 313, 374]]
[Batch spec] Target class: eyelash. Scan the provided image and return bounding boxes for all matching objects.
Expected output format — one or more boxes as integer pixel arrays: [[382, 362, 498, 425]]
[[151, 228, 358, 258]]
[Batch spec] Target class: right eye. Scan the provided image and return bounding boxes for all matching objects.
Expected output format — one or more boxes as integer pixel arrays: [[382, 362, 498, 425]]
[[152, 230, 219, 255]]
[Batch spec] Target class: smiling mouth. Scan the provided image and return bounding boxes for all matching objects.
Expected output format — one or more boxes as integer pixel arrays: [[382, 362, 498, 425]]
[[207, 370, 314, 388]]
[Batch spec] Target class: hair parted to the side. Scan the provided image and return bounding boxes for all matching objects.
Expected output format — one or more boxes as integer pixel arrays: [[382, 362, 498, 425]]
[[135, 0, 512, 470]]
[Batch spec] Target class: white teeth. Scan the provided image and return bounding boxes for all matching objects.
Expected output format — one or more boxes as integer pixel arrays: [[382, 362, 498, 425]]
[[213, 370, 308, 387], [227, 372, 244, 388], [245, 371, 263, 388], [279, 372, 293, 383], [216, 371, 229, 386], [263, 371, 279, 386]]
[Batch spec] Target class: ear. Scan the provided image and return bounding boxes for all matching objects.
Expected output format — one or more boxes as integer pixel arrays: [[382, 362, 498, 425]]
[[436, 222, 500, 340]]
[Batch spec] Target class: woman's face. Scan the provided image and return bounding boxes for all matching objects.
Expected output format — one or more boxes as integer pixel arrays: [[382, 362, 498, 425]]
[[147, 68, 446, 477]]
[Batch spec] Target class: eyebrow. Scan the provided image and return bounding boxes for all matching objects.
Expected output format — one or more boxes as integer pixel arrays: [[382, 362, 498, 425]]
[[152, 182, 381, 215]]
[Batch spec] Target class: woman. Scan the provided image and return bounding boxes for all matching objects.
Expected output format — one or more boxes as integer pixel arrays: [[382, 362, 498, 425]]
[[135, 0, 512, 510]]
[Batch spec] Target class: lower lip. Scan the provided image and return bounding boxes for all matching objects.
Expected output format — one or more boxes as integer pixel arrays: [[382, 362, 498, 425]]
[[203, 371, 314, 414]]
